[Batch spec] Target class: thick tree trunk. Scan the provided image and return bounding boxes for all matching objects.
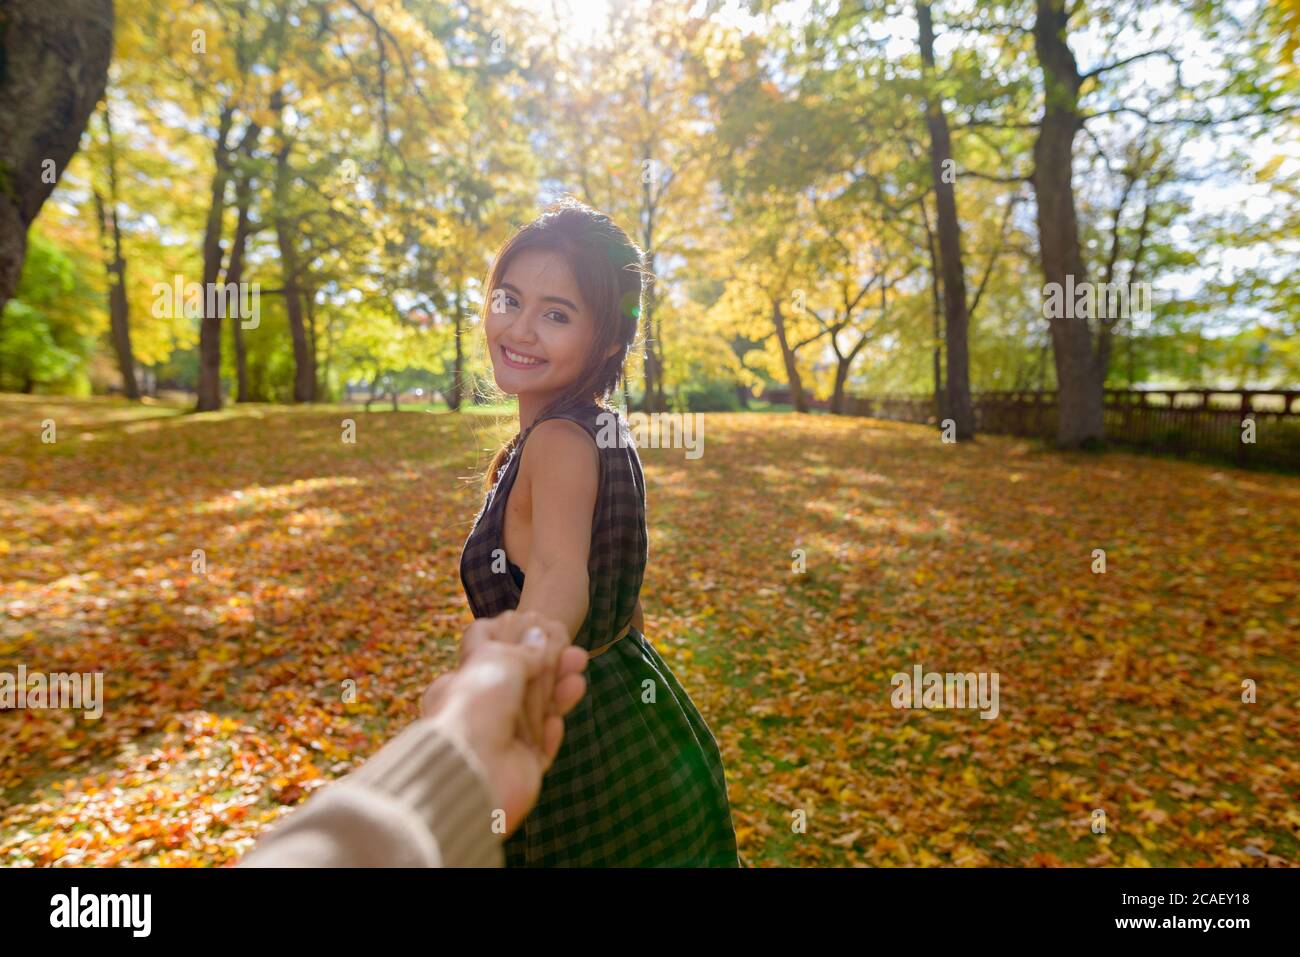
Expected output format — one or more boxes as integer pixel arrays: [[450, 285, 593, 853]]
[[918, 1, 974, 440], [0, 0, 114, 314], [1031, 0, 1104, 447]]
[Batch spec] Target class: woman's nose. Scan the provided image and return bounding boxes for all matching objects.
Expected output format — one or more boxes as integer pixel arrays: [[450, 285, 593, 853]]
[[513, 310, 540, 342]]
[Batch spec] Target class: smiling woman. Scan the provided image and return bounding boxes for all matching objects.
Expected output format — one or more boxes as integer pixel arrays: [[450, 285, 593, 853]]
[[458, 199, 739, 866]]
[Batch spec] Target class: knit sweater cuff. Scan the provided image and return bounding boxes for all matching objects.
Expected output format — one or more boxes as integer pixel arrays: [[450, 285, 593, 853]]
[[351, 718, 504, 868]]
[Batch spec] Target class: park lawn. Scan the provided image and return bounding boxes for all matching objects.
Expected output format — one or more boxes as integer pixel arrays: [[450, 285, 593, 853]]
[[1, 396, 1297, 867]]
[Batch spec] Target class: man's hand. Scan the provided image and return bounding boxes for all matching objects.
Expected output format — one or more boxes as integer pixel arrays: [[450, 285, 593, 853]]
[[423, 613, 587, 835], [456, 609, 573, 752]]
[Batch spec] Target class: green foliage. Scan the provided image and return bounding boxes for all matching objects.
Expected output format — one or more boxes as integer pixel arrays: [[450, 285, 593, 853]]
[[675, 379, 743, 412], [0, 233, 100, 392]]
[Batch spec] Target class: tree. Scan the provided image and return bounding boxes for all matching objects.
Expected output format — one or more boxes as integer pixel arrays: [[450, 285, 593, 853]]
[[91, 103, 140, 398], [0, 0, 114, 317], [917, 0, 975, 439], [1027, 0, 1104, 446]]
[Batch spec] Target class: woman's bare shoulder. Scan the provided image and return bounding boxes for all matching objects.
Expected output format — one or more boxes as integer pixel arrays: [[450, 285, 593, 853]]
[[520, 417, 599, 479]]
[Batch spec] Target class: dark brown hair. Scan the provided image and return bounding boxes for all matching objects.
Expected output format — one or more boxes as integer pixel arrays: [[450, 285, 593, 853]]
[[480, 198, 647, 489]]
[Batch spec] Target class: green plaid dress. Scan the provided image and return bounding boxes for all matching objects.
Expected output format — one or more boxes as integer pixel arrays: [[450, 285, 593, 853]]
[[460, 396, 739, 866]]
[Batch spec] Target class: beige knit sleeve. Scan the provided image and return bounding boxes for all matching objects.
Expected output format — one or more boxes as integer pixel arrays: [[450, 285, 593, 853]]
[[238, 719, 503, 868]]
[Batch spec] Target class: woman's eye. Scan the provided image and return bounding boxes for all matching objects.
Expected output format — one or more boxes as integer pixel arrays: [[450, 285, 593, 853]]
[[546, 309, 570, 324]]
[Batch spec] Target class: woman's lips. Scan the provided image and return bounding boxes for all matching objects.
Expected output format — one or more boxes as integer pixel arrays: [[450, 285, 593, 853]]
[[500, 345, 548, 370]]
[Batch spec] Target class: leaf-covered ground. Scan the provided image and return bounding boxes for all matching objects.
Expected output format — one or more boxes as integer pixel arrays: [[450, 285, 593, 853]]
[[1, 395, 1297, 866]]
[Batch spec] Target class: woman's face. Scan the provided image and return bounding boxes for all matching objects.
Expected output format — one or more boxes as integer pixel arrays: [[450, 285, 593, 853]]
[[485, 248, 599, 402]]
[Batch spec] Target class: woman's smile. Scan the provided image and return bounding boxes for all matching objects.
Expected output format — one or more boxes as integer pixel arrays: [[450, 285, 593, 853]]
[[500, 344, 549, 369]]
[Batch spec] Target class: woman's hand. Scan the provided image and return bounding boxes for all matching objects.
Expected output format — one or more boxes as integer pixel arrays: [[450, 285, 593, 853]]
[[450, 610, 579, 755]]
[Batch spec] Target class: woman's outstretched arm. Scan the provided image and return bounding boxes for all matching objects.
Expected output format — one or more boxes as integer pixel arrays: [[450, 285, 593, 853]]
[[514, 417, 600, 641]]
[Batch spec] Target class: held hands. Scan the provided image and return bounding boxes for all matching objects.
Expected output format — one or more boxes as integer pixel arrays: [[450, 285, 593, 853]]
[[422, 611, 586, 836]]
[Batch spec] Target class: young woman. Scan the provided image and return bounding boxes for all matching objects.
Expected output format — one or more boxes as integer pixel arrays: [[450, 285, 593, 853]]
[[459, 199, 739, 866]]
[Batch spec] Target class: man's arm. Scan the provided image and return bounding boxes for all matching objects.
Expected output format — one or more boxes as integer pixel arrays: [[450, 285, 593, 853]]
[[237, 719, 501, 868], [239, 616, 587, 868]]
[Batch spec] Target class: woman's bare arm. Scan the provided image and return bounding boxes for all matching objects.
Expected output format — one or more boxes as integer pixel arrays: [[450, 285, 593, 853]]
[[514, 418, 600, 642]]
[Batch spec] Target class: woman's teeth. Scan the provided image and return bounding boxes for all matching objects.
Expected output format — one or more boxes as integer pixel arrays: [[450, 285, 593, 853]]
[[503, 347, 545, 366]]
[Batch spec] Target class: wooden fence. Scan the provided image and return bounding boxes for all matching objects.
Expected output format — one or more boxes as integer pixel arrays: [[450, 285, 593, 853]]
[[761, 388, 1300, 469]]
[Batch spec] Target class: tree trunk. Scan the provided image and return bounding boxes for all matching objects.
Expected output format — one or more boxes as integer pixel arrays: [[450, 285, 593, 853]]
[[1031, 0, 1104, 447], [224, 143, 257, 403], [305, 286, 320, 397], [0, 0, 114, 315], [230, 303, 248, 401], [451, 284, 463, 411], [922, 198, 946, 422], [830, 359, 850, 415], [918, 1, 974, 440], [196, 106, 236, 412], [642, 332, 658, 411], [638, 72, 669, 414], [277, 229, 312, 403], [324, 311, 335, 400], [92, 107, 140, 400], [771, 300, 809, 413], [96, 190, 138, 399], [640, 266, 666, 412], [225, 164, 257, 402], [274, 139, 314, 403], [101, 107, 139, 398], [366, 372, 379, 412]]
